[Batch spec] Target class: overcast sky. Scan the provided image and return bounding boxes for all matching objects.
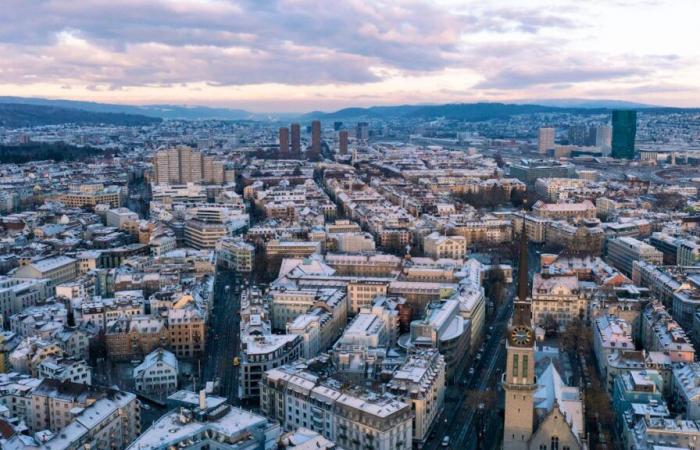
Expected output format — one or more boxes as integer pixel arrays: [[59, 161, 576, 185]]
[[1, 0, 698, 112]]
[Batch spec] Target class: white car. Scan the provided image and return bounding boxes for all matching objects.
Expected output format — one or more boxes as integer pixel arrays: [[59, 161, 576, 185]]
[[442, 436, 450, 447]]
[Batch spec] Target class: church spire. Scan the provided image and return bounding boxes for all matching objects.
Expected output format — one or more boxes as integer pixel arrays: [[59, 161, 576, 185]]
[[517, 221, 529, 303], [512, 206, 532, 328]]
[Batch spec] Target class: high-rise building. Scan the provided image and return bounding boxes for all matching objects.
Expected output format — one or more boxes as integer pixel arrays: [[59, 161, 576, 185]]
[[595, 125, 612, 148], [356, 121, 369, 140], [537, 127, 555, 154], [279, 127, 289, 157], [612, 110, 637, 159], [290, 123, 301, 157], [153, 146, 224, 185], [339, 130, 349, 155], [310, 120, 321, 160], [567, 125, 588, 146]]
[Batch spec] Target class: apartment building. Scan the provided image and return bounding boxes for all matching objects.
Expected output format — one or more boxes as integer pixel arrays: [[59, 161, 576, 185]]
[[60, 184, 123, 208], [0, 277, 51, 318], [531, 199, 597, 220], [239, 334, 303, 401], [261, 365, 413, 450], [641, 302, 695, 363], [215, 236, 255, 272], [593, 315, 634, 379], [132, 348, 179, 397], [386, 350, 445, 445], [167, 306, 205, 359]]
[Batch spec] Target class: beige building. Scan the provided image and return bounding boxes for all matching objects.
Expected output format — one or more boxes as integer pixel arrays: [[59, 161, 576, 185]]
[[184, 219, 228, 249], [538, 127, 555, 154], [423, 232, 467, 259], [14, 256, 78, 288], [60, 184, 123, 208], [153, 146, 225, 185], [348, 279, 389, 313], [531, 200, 596, 220], [531, 273, 589, 329], [451, 218, 513, 246]]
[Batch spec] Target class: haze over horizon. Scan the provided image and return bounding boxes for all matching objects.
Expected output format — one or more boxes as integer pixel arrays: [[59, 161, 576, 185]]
[[2, 0, 699, 113]]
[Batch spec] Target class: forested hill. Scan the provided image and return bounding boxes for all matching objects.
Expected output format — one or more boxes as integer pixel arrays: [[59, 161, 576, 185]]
[[0, 103, 162, 127], [0, 142, 118, 164]]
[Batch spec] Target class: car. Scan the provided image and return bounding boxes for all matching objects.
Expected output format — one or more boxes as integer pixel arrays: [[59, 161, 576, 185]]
[[475, 353, 482, 360], [442, 436, 450, 447], [468, 367, 475, 375]]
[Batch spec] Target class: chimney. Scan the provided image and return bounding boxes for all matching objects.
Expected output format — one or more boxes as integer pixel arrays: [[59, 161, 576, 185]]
[[199, 389, 206, 410]]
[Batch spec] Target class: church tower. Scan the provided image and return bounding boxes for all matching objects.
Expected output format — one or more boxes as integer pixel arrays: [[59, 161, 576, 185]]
[[503, 225, 537, 450]]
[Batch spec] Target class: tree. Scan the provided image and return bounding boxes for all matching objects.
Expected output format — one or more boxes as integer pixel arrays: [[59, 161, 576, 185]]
[[542, 314, 559, 337]]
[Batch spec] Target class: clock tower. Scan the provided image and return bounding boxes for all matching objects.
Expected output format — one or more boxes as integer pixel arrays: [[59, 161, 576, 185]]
[[503, 224, 537, 450]]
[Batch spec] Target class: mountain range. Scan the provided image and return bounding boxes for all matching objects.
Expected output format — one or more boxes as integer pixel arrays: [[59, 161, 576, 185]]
[[0, 96, 697, 126]]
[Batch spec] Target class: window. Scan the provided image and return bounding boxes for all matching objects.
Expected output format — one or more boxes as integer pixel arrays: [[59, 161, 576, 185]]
[[513, 355, 519, 377], [551, 436, 559, 450], [522, 355, 529, 378]]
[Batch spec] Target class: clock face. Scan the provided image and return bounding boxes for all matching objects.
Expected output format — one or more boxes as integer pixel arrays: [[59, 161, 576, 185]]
[[510, 326, 533, 346]]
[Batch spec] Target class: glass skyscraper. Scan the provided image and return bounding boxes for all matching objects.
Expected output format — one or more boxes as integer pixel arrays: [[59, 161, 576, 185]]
[[611, 110, 637, 159]]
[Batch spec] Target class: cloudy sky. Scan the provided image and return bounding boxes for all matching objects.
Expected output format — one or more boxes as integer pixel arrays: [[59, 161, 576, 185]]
[[1, 0, 699, 112]]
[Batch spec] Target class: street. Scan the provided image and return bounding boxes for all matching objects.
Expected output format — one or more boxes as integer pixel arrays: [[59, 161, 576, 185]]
[[201, 268, 242, 403], [423, 296, 513, 450]]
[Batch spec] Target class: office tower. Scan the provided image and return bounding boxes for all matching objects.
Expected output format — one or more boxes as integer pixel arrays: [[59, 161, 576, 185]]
[[333, 121, 343, 131], [279, 127, 289, 157], [567, 125, 588, 146], [537, 127, 555, 154], [339, 130, 349, 155], [290, 123, 301, 157], [595, 125, 612, 147], [310, 120, 321, 160], [356, 122, 369, 140], [612, 110, 637, 159]]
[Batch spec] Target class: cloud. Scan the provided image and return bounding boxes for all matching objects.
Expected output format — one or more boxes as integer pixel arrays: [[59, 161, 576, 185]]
[[476, 66, 648, 89], [0, 0, 469, 88], [0, 0, 696, 109]]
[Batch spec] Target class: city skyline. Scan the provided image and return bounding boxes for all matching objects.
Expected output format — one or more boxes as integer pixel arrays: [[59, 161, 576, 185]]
[[1, 0, 699, 112]]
